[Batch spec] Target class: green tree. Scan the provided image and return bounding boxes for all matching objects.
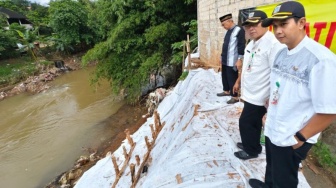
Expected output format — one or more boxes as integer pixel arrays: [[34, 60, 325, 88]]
[[0, 28, 19, 59], [26, 3, 49, 27], [83, 0, 197, 103], [49, 0, 94, 52]]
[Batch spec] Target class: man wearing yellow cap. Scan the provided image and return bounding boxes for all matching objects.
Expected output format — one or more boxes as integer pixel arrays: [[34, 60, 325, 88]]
[[233, 10, 284, 160], [249, 1, 336, 188]]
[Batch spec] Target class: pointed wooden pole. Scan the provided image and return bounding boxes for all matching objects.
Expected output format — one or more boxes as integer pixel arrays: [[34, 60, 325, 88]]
[[130, 163, 135, 183], [187, 35, 191, 71], [124, 129, 134, 146], [111, 155, 119, 175], [135, 155, 140, 166]]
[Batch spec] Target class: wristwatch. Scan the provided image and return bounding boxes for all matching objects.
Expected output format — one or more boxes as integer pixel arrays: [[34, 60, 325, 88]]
[[238, 57, 243, 61], [295, 131, 307, 142]]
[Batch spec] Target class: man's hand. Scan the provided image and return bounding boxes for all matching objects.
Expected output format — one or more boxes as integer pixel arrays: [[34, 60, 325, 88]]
[[292, 136, 304, 149], [233, 81, 240, 94]]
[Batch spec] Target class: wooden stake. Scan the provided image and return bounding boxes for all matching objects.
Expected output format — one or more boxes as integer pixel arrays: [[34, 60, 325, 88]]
[[124, 129, 134, 146], [187, 35, 191, 71], [176, 173, 183, 184], [149, 124, 155, 139], [111, 155, 119, 175], [111, 143, 136, 188], [154, 111, 162, 126], [122, 146, 128, 159], [182, 41, 186, 70], [130, 163, 135, 183], [154, 111, 161, 135], [135, 155, 140, 166], [131, 152, 150, 188], [145, 136, 151, 150]]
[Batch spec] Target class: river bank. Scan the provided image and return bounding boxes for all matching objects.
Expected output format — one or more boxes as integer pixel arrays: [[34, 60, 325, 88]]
[[0, 55, 85, 101]]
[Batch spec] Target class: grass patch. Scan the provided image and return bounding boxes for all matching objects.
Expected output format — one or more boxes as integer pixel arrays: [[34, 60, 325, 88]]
[[0, 57, 43, 86], [312, 141, 336, 173]]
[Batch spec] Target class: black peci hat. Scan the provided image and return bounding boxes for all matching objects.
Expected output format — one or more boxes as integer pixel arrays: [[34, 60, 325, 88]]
[[219, 13, 232, 22], [242, 10, 267, 26], [262, 1, 305, 27]]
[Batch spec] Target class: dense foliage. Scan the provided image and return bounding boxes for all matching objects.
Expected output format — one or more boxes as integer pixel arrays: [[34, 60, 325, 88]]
[[0, 28, 19, 58], [48, 0, 94, 51], [83, 0, 197, 103]]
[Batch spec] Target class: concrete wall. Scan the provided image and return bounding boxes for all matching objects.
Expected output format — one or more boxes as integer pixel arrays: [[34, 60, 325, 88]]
[[197, 0, 286, 66]]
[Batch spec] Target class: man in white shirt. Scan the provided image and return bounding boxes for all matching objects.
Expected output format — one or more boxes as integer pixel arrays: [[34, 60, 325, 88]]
[[249, 1, 336, 188], [233, 10, 284, 160]]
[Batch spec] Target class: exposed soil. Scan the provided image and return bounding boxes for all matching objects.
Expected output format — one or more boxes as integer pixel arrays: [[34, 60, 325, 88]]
[[303, 151, 336, 188]]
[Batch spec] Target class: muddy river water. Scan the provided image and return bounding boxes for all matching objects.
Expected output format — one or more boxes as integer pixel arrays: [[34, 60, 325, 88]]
[[0, 68, 125, 188]]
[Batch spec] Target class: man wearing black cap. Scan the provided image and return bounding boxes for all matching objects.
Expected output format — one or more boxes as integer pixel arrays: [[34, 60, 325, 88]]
[[217, 13, 245, 104], [232, 10, 284, 160], [249, 1, 336, 188]]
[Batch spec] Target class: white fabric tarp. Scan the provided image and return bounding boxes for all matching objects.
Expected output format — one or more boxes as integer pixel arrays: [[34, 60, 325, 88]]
[[75, 69, 311, 188]]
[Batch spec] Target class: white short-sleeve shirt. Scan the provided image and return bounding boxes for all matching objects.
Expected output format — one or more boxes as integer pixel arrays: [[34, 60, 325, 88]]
[[241, 31, 285, 106], [265, 36, 336, 147]]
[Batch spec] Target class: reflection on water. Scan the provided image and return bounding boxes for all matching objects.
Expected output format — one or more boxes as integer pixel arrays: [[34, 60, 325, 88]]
[[0, 67, 124, 188]]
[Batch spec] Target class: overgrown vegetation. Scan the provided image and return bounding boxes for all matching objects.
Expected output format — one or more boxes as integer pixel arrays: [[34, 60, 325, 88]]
[[48, 0, 95, 52], [312, 141, 336, 174], [82, 0, 197, 103], [0, 58, 37, 86]]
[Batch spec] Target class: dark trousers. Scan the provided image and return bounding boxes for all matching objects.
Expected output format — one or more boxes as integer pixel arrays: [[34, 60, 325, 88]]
[[239, 101, 266, 155], [221, 64, 238, 97], [265, 136, 312, 188]]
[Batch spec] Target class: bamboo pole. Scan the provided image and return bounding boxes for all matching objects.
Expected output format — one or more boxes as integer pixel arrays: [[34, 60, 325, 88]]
[[111, 155, 120, 175], [111, 143, 136, 188], [145, 136, 151, 151], [131, 151, 151, 188], [130, 163, 135, 183], [176, 174, 183, 184], [153, 111, 162, 137], [187, 35, 191, 71], [131, 112, 164, 188], [124, 129, 134, 146], [122, 146, 128, 159], [135, 155, 140, 166], [149, 124, 155, 140], [182, 41, 186, 70]]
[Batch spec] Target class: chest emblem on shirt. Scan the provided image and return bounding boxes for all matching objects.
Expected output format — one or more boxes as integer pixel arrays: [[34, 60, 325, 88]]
[[271, 81, 280, 105]]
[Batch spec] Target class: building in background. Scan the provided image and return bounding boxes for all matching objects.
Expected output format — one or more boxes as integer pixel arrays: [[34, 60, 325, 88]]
[[0, 7, 33, 30]]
